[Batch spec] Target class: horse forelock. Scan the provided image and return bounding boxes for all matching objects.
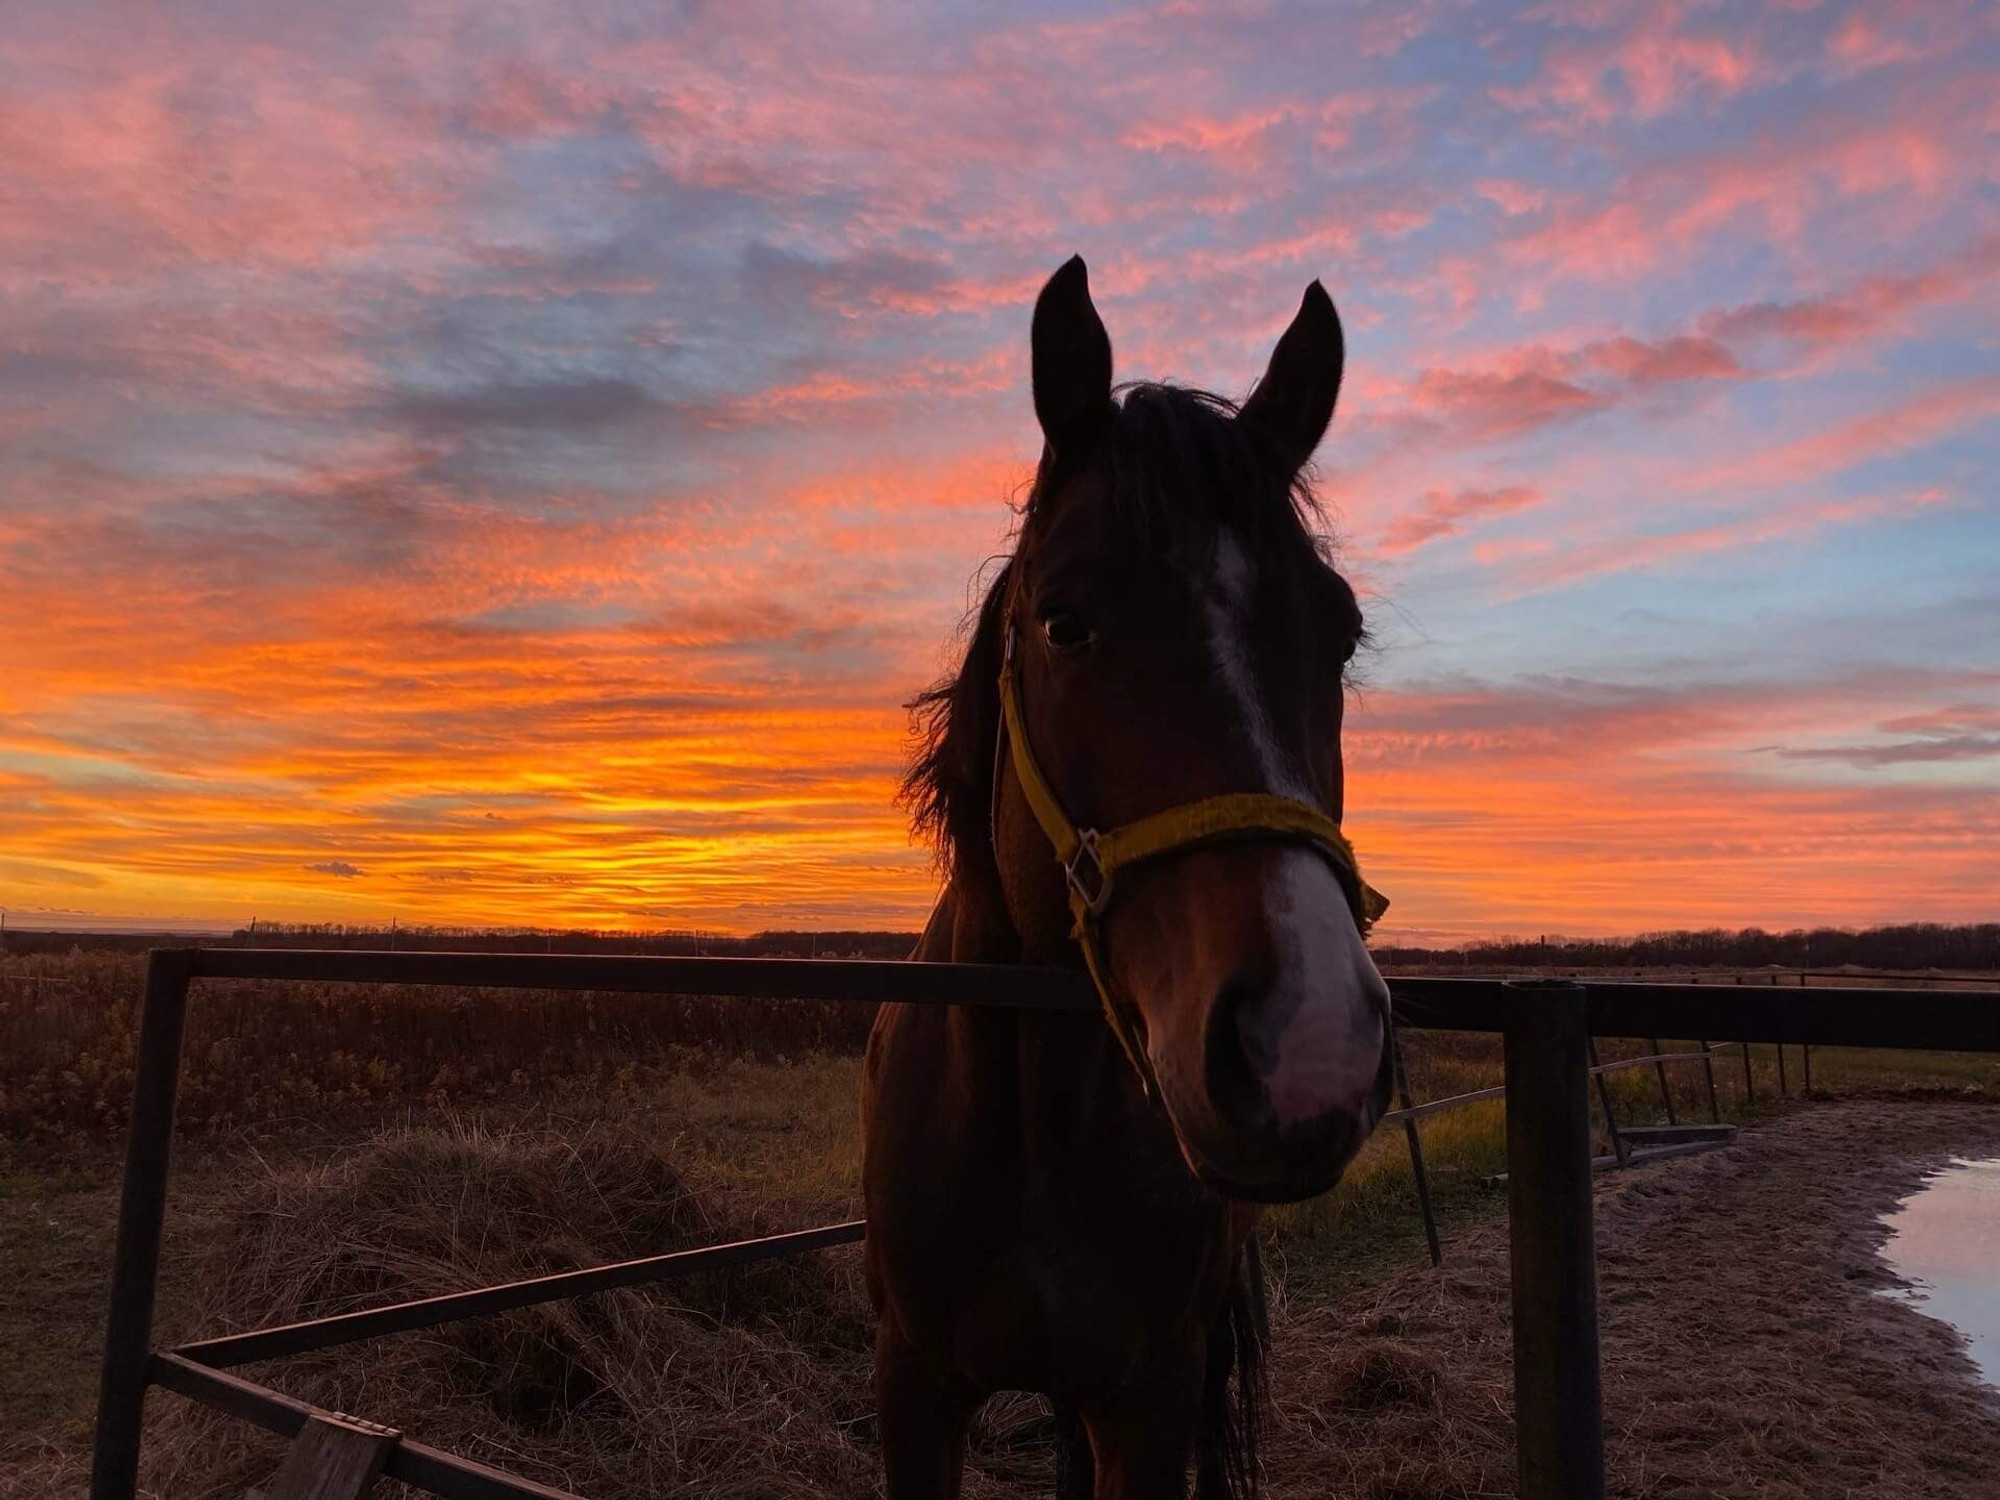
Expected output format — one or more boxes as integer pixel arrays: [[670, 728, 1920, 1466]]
[[1038, 383, 1325, 565]]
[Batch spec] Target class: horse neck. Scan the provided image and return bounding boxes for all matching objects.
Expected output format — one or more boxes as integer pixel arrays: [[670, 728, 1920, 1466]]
[[986, 754, 1092, 966], [921, 809, 1146, 1137]]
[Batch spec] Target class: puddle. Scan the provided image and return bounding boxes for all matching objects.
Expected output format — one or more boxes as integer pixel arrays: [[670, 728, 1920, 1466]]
[[1877, 1156, 2000, 1385]]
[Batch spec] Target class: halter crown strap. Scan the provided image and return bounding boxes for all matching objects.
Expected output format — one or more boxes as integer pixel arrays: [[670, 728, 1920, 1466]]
[[996, 626, 1389, 1093]]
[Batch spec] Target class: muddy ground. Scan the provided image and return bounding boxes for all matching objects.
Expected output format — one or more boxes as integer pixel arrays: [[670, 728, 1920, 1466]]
[[1261, 1098, 2000, 1499]]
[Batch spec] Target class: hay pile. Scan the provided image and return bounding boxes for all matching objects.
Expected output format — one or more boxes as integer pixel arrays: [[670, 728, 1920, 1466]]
[[141, 1119, 883, 1499], [1263, 1289, 1513, 1498]]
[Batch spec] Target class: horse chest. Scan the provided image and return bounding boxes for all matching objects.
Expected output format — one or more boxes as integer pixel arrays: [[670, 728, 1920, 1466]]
[[863, 993, 1242, 1397], [870, 1102, 1232, 1394], [948, 1200, 1224, 1400]]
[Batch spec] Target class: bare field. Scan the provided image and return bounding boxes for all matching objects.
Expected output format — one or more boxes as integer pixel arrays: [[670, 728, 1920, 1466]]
[[4, 953, 1998, 1496]]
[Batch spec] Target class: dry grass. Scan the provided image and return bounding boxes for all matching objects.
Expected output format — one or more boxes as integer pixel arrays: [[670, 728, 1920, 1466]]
[[0, 951, 876, 1142], [3, 1103, 1066, 1500], [6, 952, 1998, 1498], [1257, 1099, 2000, 1500], [20, 1097, 1997, 1499], [139, 1118, 881, 1499]]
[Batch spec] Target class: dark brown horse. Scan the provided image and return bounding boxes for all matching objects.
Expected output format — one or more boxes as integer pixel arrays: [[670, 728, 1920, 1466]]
[[863, 257, 1392, 1499]]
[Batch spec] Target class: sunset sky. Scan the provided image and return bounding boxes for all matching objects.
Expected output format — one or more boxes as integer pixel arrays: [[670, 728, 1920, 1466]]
[[3, 0, 1995, 942]]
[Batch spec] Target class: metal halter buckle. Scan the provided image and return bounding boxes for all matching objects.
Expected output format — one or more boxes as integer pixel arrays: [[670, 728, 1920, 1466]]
[[1065, 829, 1113, 914]]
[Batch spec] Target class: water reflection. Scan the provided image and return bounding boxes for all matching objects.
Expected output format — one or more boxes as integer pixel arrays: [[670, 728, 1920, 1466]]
[[1878, 1156, 2000, 1386]]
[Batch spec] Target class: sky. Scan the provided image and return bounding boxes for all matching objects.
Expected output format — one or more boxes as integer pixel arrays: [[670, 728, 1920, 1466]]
[[2, 0, 1995, 942]]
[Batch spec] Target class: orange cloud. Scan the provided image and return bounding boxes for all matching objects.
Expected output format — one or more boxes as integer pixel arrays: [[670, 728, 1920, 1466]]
[[1345, 669, 2000, 937], [3, 0, 1991, 947]]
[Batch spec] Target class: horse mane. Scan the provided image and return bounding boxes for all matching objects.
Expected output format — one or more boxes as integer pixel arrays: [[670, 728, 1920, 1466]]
[[902, 382, 1363, 875], [902, 554, 1013, 875]]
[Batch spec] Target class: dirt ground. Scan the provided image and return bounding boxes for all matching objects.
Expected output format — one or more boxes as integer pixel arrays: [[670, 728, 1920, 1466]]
[[1260, 1098, 2000, 1499], [8, 1097, 2000, 1498]]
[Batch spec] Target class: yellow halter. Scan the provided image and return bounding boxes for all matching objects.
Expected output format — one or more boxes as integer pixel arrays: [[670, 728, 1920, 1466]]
[[996, 624, 1389, 1094]]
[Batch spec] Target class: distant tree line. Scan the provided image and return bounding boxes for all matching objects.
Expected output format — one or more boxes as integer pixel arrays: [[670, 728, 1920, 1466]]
[[1, 923, 920, 959], [1371, 922, 2000, 973], [6, 920, 1994, 972], [227, 922, 919, 959]]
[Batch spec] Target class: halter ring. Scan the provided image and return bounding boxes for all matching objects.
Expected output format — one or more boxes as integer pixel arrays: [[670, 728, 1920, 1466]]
[[1064, 829, 1113, 915]]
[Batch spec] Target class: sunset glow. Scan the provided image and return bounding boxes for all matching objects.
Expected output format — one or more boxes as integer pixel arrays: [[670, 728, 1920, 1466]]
[[3, 0, 1995, 941]]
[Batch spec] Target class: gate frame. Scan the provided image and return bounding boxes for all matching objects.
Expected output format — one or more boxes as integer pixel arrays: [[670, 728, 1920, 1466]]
[[90, 950, 2000, 1500]]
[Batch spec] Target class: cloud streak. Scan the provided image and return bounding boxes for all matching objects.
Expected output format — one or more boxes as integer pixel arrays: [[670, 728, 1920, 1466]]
[[2, 0, 1992, 940]]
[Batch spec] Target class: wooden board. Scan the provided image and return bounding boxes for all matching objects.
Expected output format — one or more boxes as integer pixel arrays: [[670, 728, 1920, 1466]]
[[259, 1412, 400, 1500]]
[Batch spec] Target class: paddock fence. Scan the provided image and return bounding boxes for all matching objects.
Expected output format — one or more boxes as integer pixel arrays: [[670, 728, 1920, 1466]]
[[91, 949, 2000, 1500]]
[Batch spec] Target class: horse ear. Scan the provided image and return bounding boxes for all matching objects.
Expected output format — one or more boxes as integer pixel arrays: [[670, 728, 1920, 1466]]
[[1241, 281, 1345, 471], [1031, 255, 1113, 463]]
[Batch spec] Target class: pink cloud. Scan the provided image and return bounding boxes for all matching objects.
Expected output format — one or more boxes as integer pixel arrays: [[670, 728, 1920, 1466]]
[[1404, 364, 1607, 439], [1361, 323, 1742, 451], [1379, 486, 1545, 554], [0, 47, 474, 286], [1501, 98, 1977, 286], [1120, 108, 1292, 170], [1577, 333, 1741, 384], [1823, 9, 1926, 76], [1702, 236, 2000, 349], [1492, 7, 1773, 125], [1480, 487, 1955, 592], [1473, 178, 1549, 217], [1702, 378, 2000, 491]]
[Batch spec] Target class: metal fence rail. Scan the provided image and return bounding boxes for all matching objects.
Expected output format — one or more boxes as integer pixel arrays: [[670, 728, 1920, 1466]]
[[91, 949, 2000, 1500]]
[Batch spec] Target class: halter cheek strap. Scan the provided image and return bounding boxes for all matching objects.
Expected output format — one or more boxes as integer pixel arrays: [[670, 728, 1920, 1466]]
[[995, 625, 1390, 1095]]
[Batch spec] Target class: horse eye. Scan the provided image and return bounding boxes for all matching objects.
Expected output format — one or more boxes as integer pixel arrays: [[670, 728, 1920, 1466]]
[[1041, 610, 1093, 653]]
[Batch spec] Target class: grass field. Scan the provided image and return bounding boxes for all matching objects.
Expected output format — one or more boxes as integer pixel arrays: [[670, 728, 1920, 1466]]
[[3, 950, 1995, 1496]]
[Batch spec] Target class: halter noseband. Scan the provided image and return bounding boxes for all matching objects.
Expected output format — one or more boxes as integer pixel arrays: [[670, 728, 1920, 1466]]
[[995, 622, 1389, 1095]]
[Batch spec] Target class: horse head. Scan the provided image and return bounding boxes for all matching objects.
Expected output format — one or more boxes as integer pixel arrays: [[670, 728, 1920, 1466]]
[[909, 256, 1392, 1203]]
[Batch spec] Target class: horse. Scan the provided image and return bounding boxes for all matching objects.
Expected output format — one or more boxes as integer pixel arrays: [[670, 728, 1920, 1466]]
[[862, 256, 1392, 1499]]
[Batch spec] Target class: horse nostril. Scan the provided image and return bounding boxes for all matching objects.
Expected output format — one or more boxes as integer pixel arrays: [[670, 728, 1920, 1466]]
[[1204, 967, 1277, 1129]]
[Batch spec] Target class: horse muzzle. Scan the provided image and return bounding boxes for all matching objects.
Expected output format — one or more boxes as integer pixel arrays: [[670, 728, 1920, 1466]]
[[1172, 977, 1391, 1202], [1136, 845, 1395, 1202]]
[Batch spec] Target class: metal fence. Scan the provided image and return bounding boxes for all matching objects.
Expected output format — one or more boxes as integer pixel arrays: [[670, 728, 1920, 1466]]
[[91, 949, 2000, 1500], [1384, 1025, 1738, 1266]]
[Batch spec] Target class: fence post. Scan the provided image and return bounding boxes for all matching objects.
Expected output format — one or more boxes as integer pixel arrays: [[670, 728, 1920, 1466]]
[[1390, 1022, 1443, 1267], [1647, 1037, 1678, 1126], [1699, 1039, 1721, 1123], [1585, 1035, 1629, 1167], [91, 949, 194, 1500], [1503, 980, 1606, 1500]]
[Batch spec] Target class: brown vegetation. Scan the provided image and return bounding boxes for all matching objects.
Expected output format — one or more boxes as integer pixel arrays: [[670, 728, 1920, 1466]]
[[1373, 920, 1999, 974], [144, 1120, 882, 1498], [1262, 1099, 2000, 1499], [6, 946, 1999, 1497], [0, 951, 874, 1141], [10, 1096, 2000, 1498]]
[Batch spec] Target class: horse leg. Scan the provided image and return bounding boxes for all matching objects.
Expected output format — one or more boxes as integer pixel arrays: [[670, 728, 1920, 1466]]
[[1081, 1342, 1207, 1500], [1053, 1400, 1095, 1500], [1192, 1312, 1235, 1500], [875, 1322, 979, 1500]]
